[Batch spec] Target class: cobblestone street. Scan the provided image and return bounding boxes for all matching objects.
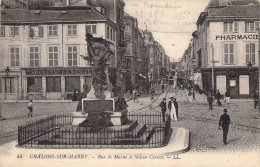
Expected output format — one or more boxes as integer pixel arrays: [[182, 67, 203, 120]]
[[0, 85, 260, 153]]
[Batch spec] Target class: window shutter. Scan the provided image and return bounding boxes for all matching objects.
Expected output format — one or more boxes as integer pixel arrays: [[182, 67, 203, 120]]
[[234, 22, 239, 33], [29, 26, 34, 38], [246, 43, 250, 63], [38, 26, 43, 37]]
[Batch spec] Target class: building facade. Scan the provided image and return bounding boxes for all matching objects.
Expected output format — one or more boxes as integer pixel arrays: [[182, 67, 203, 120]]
[[0, 8, 118, 100], [196, 0, 260, 98]]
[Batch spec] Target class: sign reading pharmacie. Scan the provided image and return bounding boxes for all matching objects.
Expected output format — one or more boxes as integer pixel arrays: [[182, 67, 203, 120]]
[[215, 34, 258, 40], [25, 68, 92, 76]]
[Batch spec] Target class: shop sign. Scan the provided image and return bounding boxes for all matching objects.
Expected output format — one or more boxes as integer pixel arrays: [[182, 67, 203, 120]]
[[215, 34, 258, 40], [26, 68, 92, 76]]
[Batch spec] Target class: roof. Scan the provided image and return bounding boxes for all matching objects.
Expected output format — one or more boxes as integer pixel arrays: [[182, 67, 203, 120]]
[[209, 4, 260, 18], [206, 0, 259, 8], [0, 8, 114, 24]]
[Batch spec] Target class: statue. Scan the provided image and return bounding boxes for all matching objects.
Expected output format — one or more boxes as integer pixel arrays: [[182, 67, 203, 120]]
[[81, 33, 114, 100]]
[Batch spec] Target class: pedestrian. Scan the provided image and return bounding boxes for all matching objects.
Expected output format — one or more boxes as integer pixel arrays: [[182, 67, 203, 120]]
[[161, 83, 165, 93], [27, 100, 33, 117], [207, 93, 213, 110], [225, 90, 230, 104], [159, 98, 167, 122], [168, 97, 178, 121], [72, 89, 77, 101], [253, 90, 259, 109], [133, 89, 137, 103], [151, 89, 155, 100], [216, 90, 222, 106], [219, 108, 231, 145]]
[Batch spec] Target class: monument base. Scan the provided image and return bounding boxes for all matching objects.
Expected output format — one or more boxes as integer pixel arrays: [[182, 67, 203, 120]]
[[110, 109, 128, 126]]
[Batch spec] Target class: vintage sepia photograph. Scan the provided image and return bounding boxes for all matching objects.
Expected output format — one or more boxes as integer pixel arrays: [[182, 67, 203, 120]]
[[0, 0, 259, 167]]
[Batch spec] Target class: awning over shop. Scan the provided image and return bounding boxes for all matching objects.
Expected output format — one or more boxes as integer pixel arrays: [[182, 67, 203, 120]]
[[193, 73, 202, 88]]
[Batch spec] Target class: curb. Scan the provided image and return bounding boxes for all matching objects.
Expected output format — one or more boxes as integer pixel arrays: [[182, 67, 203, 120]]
[[0, 127, 190, 156]]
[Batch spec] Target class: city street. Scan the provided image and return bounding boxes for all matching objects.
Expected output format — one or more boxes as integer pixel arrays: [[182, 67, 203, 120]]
[[0, 85, 260, 153]]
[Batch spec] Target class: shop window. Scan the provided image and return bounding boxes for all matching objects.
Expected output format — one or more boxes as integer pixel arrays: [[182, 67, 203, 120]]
[[224, 43, 234, 64], [29, 46, 40, 67], [46, 77, 61, 92], [67, 46, 78, 66], [245, 43, 256, 64], [65, 76, 80, 92], [68, 24, 77, 36], [86, 24, 96, 34], [48, 46, 59, 66], [27, 77, 42, 93], [5, 78, 15, 93], [10, 47, 20, 67]]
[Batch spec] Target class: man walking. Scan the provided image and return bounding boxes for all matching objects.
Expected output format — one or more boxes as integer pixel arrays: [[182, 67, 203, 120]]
[[219, 108, 231, 145], [168, 97, 178, 121], [161, 83, 165, 93], [159, 98, 167, 122], [253, 90, 259, 109], [27, 100, 33, 117], [207, 93, 213, 110], [216, 90, 222, 106]]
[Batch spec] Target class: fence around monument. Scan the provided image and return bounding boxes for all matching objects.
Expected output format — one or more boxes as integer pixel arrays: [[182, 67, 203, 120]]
[[18, 113, 172, 148]]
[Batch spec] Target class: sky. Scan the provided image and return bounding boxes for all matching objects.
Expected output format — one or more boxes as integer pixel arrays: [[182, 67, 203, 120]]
[[124, 0, 210, 62]]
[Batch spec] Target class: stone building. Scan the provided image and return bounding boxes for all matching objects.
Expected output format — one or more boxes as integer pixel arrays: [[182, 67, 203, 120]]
[[0, 7, 118, 100]]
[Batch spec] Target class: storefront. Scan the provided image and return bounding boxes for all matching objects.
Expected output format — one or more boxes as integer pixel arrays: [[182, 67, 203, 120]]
[[202, 67, 258, 98], [0, 67, 92, 101]]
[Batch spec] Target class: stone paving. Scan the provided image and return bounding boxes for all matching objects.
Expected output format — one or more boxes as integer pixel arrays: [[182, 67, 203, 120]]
[[0, 85, 260, 153]]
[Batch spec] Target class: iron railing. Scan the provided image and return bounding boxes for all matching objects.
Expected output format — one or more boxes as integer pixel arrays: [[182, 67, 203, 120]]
[[18, 113, 171, 148]]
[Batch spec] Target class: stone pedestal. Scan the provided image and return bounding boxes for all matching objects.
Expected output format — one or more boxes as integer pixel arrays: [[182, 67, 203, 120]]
[[110, 109, 128, 126], [71, 112, 88, 126]]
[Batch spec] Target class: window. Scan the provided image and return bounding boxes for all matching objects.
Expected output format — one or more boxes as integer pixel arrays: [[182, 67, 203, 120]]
[[224, 43, 234, 64], [10, 47, 20, 67], [0, 77, 2, 93], [29, 26, 43, 38], [245, 43, 256, 64], [224, 22, 238, 33], [0, 27, 5, 37], [245, 22, 255, 32], [68, 24, 77, 36], [46, 77, 61, 92], [65, 77, 80, 92], [27, 77, 42, 93], [67, 46, 78, 66], [5, 78, 15, 93], [86, 24, 96, 34], [10, 26, 19, 37], [48, 25, 58, 37], [48, 46, 59, 66], [29, 46, 40, 67]]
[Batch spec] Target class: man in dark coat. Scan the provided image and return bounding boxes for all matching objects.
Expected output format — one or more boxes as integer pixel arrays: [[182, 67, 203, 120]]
[[216, 90, 222, 106], [207, 93, 213, 110], [253, 90, 259, 109], [168, 97, 179, 120], [219, 108, 231, 145], [159, 98, 167, 122]]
